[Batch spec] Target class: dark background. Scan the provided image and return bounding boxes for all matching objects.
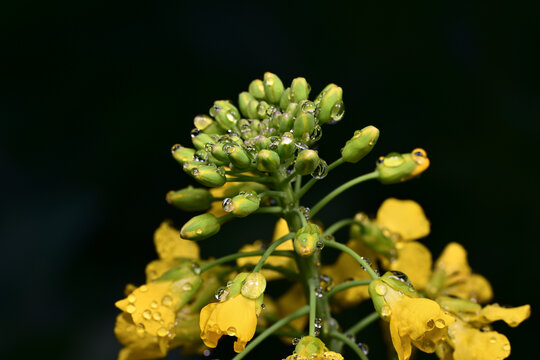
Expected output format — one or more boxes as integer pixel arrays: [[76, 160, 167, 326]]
[[2, 1, 538, 359]]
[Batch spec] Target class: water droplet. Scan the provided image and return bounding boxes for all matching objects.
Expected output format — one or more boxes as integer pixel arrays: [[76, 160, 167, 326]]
[[357, 342, 369, 355], [311, 125, 323, 142], [222, 198, 234, 212], [215, 288, 227, 301], [183, 283, 193, 291], [292, 338, 300, 345], [489, 336, 497, 344], [316, 240, 324, 250], [435, 319, 446, 328], [324, 234, 335, 241], [227, 327, 237, 335], [150, 301, 158, 309], [153, 312, 162, 321], [136, 323, 145, 336], [330, 101, 345, 122], [161, 296, 173, 307], [311, 159, 328, 179], [260, 303, 266, 309], [299, 206, 311, 220], [157, 328, 169, 337], [315, 286, 324, 298], [203, 349, 212, 357], [128, 294, 136, 303], [143, 310, 152, 320], [426, 319, 435, 330], [375, 283, 387, 296], [139, 285, 148, 292], [191, 168, 199, 176], [191, 262, 201, 275], [190, 128, 201, 137], [502, 344, 510, 353], [194, 115, 213, 130], [381, 305, 392, 317], [126, 304, 136, 313], [346, 333, 356, 342]]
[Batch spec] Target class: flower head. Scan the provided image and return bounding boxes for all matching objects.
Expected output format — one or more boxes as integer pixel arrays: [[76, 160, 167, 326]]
[[199, 272, 266, 353], [369, 271, 455, 360]]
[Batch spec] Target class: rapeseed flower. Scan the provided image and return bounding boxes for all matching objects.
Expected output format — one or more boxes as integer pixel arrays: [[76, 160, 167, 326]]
[[283, 336, 343, 360]]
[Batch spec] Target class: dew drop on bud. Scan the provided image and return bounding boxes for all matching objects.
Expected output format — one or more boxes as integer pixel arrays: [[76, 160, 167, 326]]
[[357, 342, 369, 355], [311, 159, 328, 179], [292, 338, 300, 345], [222, 198, 234, 212]]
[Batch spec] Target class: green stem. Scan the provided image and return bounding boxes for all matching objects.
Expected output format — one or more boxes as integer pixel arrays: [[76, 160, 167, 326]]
[[280, 170, 298, 187], [253, 232, 295, 272], [323, 279, 372, 299], [295, 175, 302, 194], [255, 328, 304, 338], [296, 158, 345, 199], [310, 171, 379, 217], [258, 190, 288, 199], [227, 176, 274, 183], [344, 312, 379, 336], [217, 213, 235, 223], [308, 278, 317, 336], [291, 208, 308, 227], [329, 331, 369, 360], [234, 264, 300, 281], [254, 206, 284, 214], [322, 219, 363, 238], [322, 240, 379, 280], [231, 305, 310, 360], [199, 250, 294, 273]]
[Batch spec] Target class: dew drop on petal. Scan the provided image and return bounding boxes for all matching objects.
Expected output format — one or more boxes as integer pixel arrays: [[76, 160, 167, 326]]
[[126, 304, 136, 314], [143, 310, 152, 320], [161, 296, 173, 307]]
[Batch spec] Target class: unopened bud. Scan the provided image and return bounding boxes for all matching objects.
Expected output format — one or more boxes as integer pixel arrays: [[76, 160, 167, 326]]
[[294, 224, 322, 256], [376, 148, 430, 184], [341, 126, 380, 163], [171, 144, 195, 165], [166, 186, 213, 212], [238, 91, 256, 118], [263, 72, 284, 105], [186, 164, 226, 187], [225, 144, 251, 169], [248, 79, 265, 100], [316, 84, 344, 124], [290, 77, 311, 103], [192, 133, 215, 151], [241, 272, 267, 299], [180, 213, 221, 241], [293, 112, 315, 141], [276, 133, 296, 160], [228, 191, 260, 217], [256, 150, 280, 172], [295, 149, 320, 175]]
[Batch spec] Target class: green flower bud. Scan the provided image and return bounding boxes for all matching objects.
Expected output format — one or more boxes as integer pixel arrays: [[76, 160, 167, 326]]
[[285, 102, 299, 115], [224, 144, 251, 169], [376, 148, 430, 184], [278, 112, 295, 133], [293, 112, 316, 141], [180, 213, 221, 241], [263, 72, 284, 105], [193, 114, 215, 131], [290, 77, 311, 103], [224, 191, 260, 217], [254, 135, 271, 150], [276, 133, 296, 160], [349, 213, 397, 258], [241, 272, 266, 299], [188, 164, 227, 187], [210, 100, 240, 130], [238, 91, 256, 118], [316, 84, 344, 124], [279, 88, 291, 110], [256, 100, 270, 119], [248, 79, 265, 100], [223, 272, 250, 299], [171, 144, 195, 165], [246, 99, 261, 119], [294, 224, 322, 256], [192, 133, 214, 151], [166, 186, 214, 212], [205, 143, 229, 163], [256, 149, 280, 172], [341, 126, 380, 163], [295, 149, 320, 175]]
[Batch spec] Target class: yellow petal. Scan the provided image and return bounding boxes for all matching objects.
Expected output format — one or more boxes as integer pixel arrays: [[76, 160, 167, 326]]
[[480, 304, 531, 327], [448, 320, 511, 360], [376, 198, 430, 241], [443, 274, 493, 304], [390, 242, 432, 291], [273, 218, 290, 241], [208, 201, 227, 218], [114, 313, 170, 360], [434, 242, 471, 284], [145, 259, 182, 282], [154, 221, 200, 260]]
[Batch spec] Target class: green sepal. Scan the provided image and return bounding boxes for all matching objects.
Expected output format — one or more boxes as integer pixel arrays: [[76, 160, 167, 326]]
[[211, 100, 240, 130], [254, 135, 271, 151], [263, 72, 284, 105], [376, 152, 417, 184], [290, 77, 311, 103], [368, 279, 388, 320], [285, 102, 298, 116], [226, 272, 250, 299], [241, 272, 266, 299], [316, 84, 344, 124], [350, 215, 397, 258], [193, 114, 215, 131], [425, 268, 446, 298], [256, 150, 280, 172], [189, 164, 226, 187], [206, 143, 229, 163], [294, 223, 322, 256], [295, 336, 327, 357], [220, 182, 268, 198], [225, 144, 251, 169], [435, 296, 482, 314], [293, 112, 316, 140], [341, 125, 380, 163], [276, 133, 296, 161], [279, 87, 291, 111], [294, 149, 320, 175], [256, 101, 270, 119], [238, 91, 256, 118], [230, 191, 260, 217], [171, 145, 195, 165], [246, 99, 260, 119], [166, 186, 214, 212], [156, 261, 197, 281], [278, 112, 295, 133], [192, 133, 214, 151], [248, 79, 266, 100], [380, 271, 418, 297], [180, 213, 221, 241]]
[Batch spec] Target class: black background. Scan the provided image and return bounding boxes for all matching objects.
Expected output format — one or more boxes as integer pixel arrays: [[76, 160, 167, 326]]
[[2, 1, 539, 359]]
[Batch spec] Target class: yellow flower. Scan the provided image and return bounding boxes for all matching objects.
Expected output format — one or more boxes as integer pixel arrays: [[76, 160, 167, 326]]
[[283, 336, 343, 360], [375, 198, 432, 291], [426, 242, 493, 303], [236, 219, 296, 281], [369, 273, 455, 360], [199, 272, 265, 353]]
